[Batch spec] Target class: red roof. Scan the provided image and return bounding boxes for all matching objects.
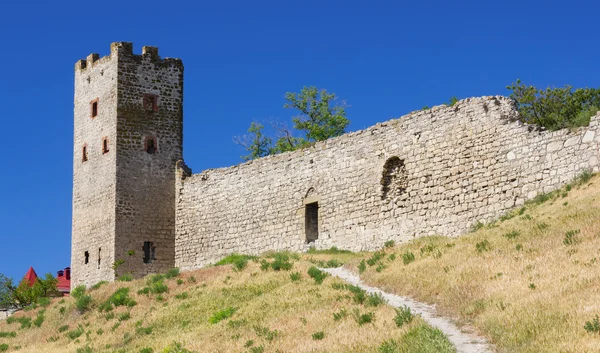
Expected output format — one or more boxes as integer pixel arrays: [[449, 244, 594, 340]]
[[23, 267, 38, 287]]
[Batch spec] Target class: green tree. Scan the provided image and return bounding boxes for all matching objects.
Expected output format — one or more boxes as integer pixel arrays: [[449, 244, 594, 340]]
[[236, 86, 349, 159], [0, 273, 58, 309], [507, 79, 600, 130]]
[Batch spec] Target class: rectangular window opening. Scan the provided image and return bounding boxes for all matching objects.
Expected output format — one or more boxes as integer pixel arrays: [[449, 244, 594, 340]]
[[98, 248, 101, 269], [143, 241, 156, 264], [305, 202, 319, 244], [143, 94, 158, 112], [84, 251, 89, 265], [145, 137, 156, 154], [102, 138, 109, 154], [90, 99, 99, 118]]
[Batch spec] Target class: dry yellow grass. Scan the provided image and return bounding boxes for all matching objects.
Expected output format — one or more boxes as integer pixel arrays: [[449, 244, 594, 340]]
[[0, 254, 454, 353], [359, 174, 600, 353]]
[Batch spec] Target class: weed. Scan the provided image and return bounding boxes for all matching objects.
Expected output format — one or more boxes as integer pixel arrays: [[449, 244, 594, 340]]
[[13, 316, 32, 329], [366, 292, 386, 307], [66, 325, 84, 340], [137, 287, 150, 295], [244, 340, 254, 347], [162, 341, 192, 353], [563, 202, 568, 206], [269, 252, 294, 271], [176, 279, 184, 285], [250, 346, 264, 353], [307, 246, 352, 254], [111, 322, 120, 331], [76, 294, 93, 313], [312, 331, 325, 340], [353, 309, 374, 326], [503, 230, 520, 239], [375, 263, 386, 272], [46, 336, 59, 342], [150, 281, 169, 294], [175, 292, 189, 300], [32, 311, 45, 328], [584, 315, 600, 333], [0, 332, 16, 338], [529, 283, 536, 290], [140, 349, 154, 353], [307, 266, 328, 284], [0, 344, 7, 352], [388, 253, 396, 261], [59, 306, 66, 315], [97, 329, 104, 335], [90, 281, 108, 290], [394, 305, 414, 327], [367, 251, 385, 266], [564, 229, 581, 245], [228, 319, 247, 328], [384, 240, 395, 248], [165, 268, 180, 279], [516, 243, 523, 251], [146, 273, 166, 284], [136, 326, 153, 335], [402, 251, 415, 265], [209, 307, 237, 324], [471, 221, 485, 232], [104, 313, 115, 320], [76, 346, 92, 353], [37, 297, 51, 307], [254, 325, 278, 341], [333, 308, 347, 321], [358, 259, 367, 274], [290, 272, 301, 282], [118, 312, 131, 321], [535, 222, 549, 231], [187, 276, 196, 283], [118, 274, 133, 282], [476, 239, 490, 253], [259, 259, 270, 271], [574, 169, 593, 186], [448, 96, 459, 106]]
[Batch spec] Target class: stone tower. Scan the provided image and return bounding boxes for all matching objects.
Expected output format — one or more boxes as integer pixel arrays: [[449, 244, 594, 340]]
[[71, 42, 183, 287]]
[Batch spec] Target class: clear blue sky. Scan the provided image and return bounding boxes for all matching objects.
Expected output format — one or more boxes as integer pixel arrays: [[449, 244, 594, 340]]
[[0, 0, 597, 282]]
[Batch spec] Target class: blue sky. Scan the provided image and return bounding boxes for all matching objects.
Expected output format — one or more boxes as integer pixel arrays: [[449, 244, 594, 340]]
[[0, 0, 598, 282]]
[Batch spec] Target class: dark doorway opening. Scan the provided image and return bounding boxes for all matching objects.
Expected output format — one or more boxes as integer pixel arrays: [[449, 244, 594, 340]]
[[305, 202, 319, 243], [84, 251, 89, 265]]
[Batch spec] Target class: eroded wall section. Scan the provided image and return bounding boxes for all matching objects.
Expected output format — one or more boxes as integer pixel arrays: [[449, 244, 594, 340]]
[[175, 96, 600, 270]]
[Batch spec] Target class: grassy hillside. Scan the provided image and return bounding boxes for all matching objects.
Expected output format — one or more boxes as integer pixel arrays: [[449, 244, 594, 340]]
[[357, 172, 600, 353], [0, 252, 454, 353]]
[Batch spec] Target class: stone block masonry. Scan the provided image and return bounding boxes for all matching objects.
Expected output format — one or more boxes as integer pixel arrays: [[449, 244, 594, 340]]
[[174, 97, 600, 271], [72, 43, 600, 285], [72, 43, 183, 287]]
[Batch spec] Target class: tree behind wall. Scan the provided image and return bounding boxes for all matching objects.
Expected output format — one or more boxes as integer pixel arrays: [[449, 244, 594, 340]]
[[507, 80, 600, 130], [236, 86, 349, 160]]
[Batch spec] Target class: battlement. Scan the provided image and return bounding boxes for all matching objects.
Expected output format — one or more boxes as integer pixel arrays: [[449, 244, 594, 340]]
[[74, 42, 182, 72]]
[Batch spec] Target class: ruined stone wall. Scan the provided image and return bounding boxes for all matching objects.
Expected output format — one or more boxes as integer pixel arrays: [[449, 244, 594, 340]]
[[175, 97, 600, 271]]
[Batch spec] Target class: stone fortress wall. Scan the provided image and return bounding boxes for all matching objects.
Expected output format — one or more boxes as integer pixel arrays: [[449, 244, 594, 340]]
[[174, 97, 600, 271], [71, 43, 600, 284]]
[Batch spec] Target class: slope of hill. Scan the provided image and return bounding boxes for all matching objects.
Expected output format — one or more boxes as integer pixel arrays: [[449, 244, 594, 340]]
[[357, 172, 600, 353], [0, 252, 455, 353]]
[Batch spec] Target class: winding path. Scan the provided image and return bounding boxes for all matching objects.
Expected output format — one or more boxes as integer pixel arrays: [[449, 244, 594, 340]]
[[321, 267, 494, 353]]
